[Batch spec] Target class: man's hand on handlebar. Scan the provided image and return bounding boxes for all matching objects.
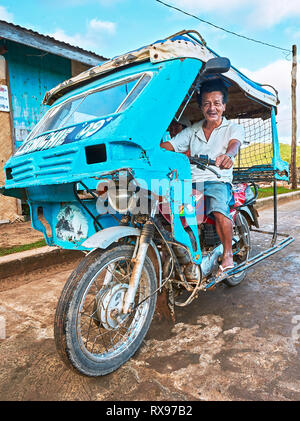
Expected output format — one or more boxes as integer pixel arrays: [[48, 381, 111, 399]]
[[215, 154, 234, 170], [188, 155, 221, 178], [215, 139, 240, 169]]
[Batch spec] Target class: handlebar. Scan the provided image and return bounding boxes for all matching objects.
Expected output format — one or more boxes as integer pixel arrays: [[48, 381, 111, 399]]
[[189, 154, 216, 167], [188, 155, 221, 178]]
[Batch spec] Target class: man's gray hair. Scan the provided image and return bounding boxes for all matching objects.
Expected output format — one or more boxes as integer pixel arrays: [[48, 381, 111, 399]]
[[197, 79, 228, 106]]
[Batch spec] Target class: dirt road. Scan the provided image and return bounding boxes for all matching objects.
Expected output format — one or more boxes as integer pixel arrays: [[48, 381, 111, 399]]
[[0, 201, 299, 401]]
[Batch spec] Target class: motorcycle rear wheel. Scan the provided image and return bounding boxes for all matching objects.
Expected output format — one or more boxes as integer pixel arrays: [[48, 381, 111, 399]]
[[54, 245, 157, 376]]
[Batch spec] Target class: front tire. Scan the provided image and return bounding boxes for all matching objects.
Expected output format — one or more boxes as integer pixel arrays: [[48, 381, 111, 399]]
[[54, 245, 157, 376]]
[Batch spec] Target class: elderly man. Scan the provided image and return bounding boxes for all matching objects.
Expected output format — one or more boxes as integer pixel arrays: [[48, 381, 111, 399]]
[[160, 79, 245, 275]]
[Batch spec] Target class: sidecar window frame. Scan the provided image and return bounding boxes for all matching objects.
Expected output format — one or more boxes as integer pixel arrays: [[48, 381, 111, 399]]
[[26, 71, 153, 142], [116, 73, 152, 113]]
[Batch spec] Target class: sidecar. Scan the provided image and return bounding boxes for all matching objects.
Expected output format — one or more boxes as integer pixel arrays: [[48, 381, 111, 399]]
[[0, 30, 294, 269]]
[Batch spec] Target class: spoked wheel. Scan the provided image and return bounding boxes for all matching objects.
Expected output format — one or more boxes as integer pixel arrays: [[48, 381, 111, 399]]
[[224, 213, 251, 287], [54, 245, 157, 376]]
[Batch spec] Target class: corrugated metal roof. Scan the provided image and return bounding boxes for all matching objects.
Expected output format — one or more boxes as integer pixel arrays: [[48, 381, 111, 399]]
[[0, 20, 109, 66]]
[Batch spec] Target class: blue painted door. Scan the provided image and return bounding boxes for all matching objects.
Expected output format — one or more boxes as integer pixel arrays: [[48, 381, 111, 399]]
[[4, 40, 71, 149]]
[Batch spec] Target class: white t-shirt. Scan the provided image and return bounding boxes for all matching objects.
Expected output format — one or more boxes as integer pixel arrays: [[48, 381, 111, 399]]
[[169, 117, 245, 183]]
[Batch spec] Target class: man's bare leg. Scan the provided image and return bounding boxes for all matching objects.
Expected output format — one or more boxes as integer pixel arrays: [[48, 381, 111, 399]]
[[213, 211, 234, 272]]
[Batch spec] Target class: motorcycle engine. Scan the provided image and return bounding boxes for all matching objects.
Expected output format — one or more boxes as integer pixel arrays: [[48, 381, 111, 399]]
[[202, 224, 221, 247]]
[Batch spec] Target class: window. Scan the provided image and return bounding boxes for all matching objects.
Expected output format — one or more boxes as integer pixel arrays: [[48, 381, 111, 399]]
[[27, 73, 151, 141]]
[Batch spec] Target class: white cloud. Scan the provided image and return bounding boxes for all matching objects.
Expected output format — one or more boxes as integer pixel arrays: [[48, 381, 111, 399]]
[[170, 0, 300, 27], [49, 29, 93, 50], [49, 18, 116, 53], [0, 6, 14, 22], [241, 60, 300, 143], [89, 18, 116, 34], [247, 0, 300, 28]]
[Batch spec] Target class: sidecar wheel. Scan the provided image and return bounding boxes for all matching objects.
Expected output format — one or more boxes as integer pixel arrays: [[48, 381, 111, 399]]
[[54, 245, 157, 376], [224, 213, 251, 287]]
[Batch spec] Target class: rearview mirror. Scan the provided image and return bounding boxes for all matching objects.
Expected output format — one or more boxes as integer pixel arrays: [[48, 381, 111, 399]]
[[201, 57, 231, 75]]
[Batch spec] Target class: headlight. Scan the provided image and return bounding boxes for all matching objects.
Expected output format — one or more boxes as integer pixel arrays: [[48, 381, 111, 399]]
[[108, 187, 136, 213], [96, 175, 139, 214]]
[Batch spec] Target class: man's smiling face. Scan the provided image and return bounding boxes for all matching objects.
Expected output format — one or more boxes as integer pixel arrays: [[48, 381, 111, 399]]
[[201, 91, 226, 125]]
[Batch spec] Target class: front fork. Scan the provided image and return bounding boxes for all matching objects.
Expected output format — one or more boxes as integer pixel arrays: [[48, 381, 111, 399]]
[[122, 202, 157, 314]]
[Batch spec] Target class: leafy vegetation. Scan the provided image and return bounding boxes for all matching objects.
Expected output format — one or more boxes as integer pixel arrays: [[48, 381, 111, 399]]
[[257, 186, 300, 198]]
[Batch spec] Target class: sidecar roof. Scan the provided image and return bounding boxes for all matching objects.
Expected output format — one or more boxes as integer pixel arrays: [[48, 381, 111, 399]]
[[43, 30, 279, 113]]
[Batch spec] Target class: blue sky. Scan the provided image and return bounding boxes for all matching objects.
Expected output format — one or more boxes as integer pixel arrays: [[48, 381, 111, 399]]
[[0, 0, 299, 142]]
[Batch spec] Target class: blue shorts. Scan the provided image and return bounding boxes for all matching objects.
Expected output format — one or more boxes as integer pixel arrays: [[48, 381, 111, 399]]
[[192, 181, 234, 221]]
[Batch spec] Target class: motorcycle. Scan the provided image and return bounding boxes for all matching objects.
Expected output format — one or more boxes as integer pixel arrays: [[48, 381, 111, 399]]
[[54, 155, 255, 376], [1, 30, 294, 376]]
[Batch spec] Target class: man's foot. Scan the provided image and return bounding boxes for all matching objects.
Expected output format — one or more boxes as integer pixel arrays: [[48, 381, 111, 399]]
[[216, 253, 234, 277], [216, 263, 235, 279]]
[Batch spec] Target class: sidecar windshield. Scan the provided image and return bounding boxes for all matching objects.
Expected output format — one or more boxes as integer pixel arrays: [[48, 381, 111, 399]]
[[27, 72, 151, 141]]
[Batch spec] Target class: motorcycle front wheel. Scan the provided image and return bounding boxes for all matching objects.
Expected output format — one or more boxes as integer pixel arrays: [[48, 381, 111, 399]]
[[54, 244, 157, 376]]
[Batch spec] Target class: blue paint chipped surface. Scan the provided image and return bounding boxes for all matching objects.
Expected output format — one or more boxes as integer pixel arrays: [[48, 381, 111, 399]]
[[56, 204, 88, 243]]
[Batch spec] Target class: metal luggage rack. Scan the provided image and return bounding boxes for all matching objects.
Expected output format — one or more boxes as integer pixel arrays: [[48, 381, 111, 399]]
[[231, 110, 278, 184], [233, 165, 290, 247], [233, 165, 276, 183]]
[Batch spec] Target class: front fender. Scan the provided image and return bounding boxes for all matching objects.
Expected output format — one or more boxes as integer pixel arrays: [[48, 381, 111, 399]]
[[81, 225, 162, 289], [82, 226, 140, 249]]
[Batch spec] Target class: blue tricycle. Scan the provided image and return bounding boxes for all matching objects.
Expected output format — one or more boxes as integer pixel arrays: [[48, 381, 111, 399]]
[[1, 30, 294, 376]]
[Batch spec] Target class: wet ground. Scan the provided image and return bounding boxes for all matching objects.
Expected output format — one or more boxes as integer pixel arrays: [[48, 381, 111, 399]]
[[0, 200, 299, 401]]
